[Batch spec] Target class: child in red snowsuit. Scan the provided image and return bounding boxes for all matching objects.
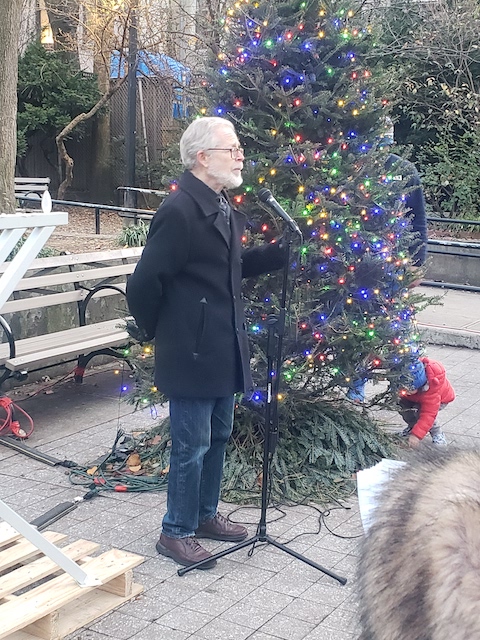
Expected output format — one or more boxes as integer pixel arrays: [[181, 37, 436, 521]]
[[399, 357, 455, 448]]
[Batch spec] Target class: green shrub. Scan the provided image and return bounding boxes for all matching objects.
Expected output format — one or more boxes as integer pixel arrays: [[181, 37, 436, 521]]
[[417, 129, 480, 220], [117, 221, 149, 247], [8, 236, 59, 260], [17, 41, 101, 158]]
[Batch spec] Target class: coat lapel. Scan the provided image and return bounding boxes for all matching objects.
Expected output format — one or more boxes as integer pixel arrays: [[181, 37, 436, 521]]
[[178, 173, 242, 249], [229, 210, 243, 263], [213, 211, 231, 248]]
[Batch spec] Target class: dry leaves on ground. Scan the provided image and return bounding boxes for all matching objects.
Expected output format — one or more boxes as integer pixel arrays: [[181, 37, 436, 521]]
[[45, 206, 128, 254]]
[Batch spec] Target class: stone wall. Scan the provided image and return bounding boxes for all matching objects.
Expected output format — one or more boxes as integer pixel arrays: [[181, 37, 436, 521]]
[[426, 243, 480, 288]]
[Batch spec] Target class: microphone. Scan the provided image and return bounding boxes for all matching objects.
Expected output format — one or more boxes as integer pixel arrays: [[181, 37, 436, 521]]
[[257, 188, 303, 239]]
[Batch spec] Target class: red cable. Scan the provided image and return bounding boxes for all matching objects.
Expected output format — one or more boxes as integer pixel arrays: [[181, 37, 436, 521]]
[[0, 396, 34, 439], [0, 397, 13, 433]]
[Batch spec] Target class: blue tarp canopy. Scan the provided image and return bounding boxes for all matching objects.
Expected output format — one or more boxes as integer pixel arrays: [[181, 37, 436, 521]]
[[111, 50, 189, 117]]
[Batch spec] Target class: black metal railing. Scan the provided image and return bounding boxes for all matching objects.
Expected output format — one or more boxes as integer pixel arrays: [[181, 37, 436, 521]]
[[427, 215, 480, 227], [17, 196, 480, 292], [18, 196, 156, 233]]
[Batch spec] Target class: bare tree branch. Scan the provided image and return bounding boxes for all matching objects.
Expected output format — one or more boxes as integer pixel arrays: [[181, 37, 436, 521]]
[[56, 77, 125, 199]]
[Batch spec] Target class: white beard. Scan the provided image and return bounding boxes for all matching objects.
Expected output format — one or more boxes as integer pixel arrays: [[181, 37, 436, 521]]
[[208, 165, 243, 190], [224, 172, 243, 189]]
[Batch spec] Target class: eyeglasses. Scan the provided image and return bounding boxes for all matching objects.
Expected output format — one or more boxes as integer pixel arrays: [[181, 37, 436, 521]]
[[206, 147, 244, 159]]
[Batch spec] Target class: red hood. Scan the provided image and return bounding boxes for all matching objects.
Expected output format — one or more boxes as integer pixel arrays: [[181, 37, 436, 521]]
[[422, 357, 447, 390], [409, 357, 455, 439]]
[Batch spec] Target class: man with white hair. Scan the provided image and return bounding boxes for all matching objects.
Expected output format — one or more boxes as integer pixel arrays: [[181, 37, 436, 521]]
[[126, 117, 284, 569]]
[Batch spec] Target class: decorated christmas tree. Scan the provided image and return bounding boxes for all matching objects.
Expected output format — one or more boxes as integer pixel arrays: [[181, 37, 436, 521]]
[[124, 0, 432, 503]]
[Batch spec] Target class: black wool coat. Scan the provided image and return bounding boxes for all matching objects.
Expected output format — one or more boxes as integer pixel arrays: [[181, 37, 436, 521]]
[[386, 153, 428, 266], [126, 170, 284, 398]]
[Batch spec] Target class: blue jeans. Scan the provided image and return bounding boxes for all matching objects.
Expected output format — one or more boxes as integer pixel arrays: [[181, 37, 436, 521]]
[[399, 399, 447, 436], [162, 396, 235, 538]]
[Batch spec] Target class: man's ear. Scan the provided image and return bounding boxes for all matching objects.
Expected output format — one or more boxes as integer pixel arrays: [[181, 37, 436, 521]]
[[196, 150, 209, 169]]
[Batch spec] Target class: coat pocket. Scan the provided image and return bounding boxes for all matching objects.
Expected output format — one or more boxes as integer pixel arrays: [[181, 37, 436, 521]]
[[193, 297, 208, 360]]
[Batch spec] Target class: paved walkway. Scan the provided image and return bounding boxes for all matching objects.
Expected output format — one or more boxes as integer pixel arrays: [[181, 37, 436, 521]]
[[0, 289, 479, 640], [417, 285, 480, 348]]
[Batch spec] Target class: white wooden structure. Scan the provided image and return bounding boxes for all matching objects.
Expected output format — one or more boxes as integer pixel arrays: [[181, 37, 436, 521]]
[[0, 196, 102, 587], [0, 192, 66, 309]]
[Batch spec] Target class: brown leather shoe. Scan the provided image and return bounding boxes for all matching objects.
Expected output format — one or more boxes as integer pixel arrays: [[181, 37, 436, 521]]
[[156, 533, 217, 569], [196, 512, 248, 542]]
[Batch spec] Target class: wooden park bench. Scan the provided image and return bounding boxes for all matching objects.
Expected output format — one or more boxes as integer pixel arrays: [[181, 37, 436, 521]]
[[0, 247, 142, 390], [14, 177, 51, 207]]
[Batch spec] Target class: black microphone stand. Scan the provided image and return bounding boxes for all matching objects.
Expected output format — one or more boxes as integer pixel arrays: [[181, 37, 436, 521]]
[[179, 226, 347, 585]]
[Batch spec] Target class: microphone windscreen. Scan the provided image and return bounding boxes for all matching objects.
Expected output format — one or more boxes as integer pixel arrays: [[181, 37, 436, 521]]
[[257, 188, 272, 202]]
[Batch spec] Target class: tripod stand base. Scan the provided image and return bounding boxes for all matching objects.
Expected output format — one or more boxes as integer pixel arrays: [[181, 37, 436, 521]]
[[177, 533, 347, 584]]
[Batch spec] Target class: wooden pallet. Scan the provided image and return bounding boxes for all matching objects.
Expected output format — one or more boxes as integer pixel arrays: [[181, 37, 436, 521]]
[[0, 522, 144, 640]]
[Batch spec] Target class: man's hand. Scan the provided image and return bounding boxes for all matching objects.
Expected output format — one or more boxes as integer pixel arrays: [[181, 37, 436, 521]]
[[408, 434, 421, 449], [125, 318, 152, 344]]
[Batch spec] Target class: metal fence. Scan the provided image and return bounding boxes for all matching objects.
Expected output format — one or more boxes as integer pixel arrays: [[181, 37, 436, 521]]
[[19, 197, 155, 234], [17, 198, 480, 292], [110, 77, 182, 189]]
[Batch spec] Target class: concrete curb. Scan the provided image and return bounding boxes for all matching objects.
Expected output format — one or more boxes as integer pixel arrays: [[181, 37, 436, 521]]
[[418, 324, 480, 350]]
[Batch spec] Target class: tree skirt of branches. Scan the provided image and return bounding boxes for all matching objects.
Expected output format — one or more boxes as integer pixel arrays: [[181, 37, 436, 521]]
[[83, 393, 397, 505], [224, 395, 397, 505]]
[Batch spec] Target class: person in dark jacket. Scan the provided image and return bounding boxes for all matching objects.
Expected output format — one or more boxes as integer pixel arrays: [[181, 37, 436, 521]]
[[385, 153, 428, 270], [126, 117, 284, 570], [380, 121, 428, 270]]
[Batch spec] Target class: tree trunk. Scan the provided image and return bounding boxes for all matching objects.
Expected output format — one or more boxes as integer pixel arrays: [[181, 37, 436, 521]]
[[91, 54, 113, 203], [0, 0, 22, 213], [56, 79, 125, 200]]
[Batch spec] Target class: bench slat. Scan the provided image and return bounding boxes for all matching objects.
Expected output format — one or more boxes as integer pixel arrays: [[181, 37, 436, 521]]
[[0, 319, 128, 363], [15, 186, 49, 193], [4, 324, 131, 371], [14, 178, 50, 184], [5, 333, 129, 371], [3, 289, 88, 315], [12, 263, 136, 293], [0, 248, 143, 276], [1, 285, 126, 315]]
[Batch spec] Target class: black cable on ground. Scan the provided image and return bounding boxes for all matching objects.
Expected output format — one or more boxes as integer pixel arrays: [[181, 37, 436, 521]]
[[0, 435, 79, 467], [30, 488, 100, 530], [68, 463, 168, 493]]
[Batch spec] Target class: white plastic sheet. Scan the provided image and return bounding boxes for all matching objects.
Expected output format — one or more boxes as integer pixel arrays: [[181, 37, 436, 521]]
[[357, 459, 406, 532]]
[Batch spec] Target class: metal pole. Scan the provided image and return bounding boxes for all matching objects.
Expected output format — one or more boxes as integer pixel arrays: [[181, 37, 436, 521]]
[[137, 77, 151, 187], [125, 7, 138, 210], [95, 207, 100, 234]]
